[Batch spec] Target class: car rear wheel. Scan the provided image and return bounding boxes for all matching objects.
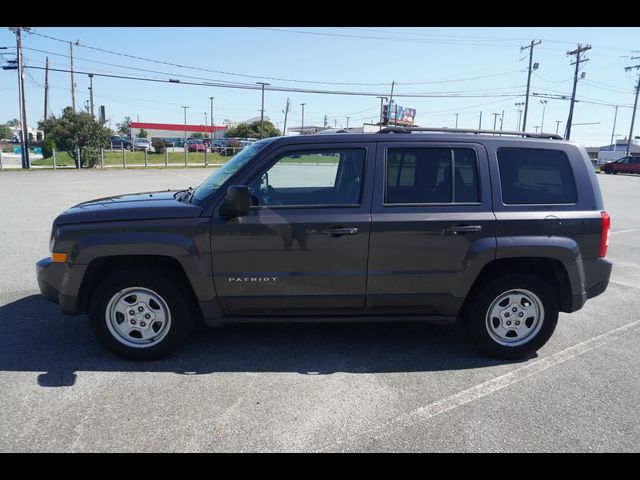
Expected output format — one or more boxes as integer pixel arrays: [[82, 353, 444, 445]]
[[464, 273, 558, 359], [89, 268, 195, 360]]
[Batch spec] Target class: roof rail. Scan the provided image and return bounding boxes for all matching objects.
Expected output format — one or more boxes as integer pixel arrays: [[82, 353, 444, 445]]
[[378, 126, 563, 140]]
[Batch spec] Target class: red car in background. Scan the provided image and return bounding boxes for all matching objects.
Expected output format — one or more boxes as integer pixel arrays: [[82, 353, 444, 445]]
[[602, 156, 640, 174], [184, 138, 206, 152]]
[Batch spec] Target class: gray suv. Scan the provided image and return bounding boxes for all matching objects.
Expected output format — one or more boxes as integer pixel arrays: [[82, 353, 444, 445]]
[[36, 127, 612, 360]]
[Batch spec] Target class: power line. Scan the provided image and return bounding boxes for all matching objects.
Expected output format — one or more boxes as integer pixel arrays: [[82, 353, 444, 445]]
[[25, 33, 527, 88], [26, 30, 390, 86], [23, 65, 528, 99]]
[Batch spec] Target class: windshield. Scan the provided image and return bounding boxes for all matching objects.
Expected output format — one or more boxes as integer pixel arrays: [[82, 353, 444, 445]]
[[191, 137, 277, 204]]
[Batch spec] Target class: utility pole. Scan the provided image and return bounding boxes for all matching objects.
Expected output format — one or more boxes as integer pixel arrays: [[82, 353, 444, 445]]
[[500, 110, 505, 132], [610, 105, 619, 148], [210, 97, 214, 140], [478, 111, 483, 129], [492, 112, 500, 132], [300, 103, 306, 135], [387, 81, 395, 126], [455, 113, 459, 128], [555, 120, 562, 134], [70, 41, 76, 112], [565, 44, 591, 140], [625, 59, 640, 156], [323, 114, 328, 128], [256, 82, 270, 139], [282, 97, 290, 136], [346, 116, 350, 129], [10, 27, 30, 169], [334, 119, 337, 128], [521, 39, 541, 132], [376, 96, 387, 129], [88, 73, 94, 117], [44, 56, 49, 121]]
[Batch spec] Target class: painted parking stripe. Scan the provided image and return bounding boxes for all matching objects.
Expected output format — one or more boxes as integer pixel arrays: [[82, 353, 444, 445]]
[[316, 318, 640, 452], [610, 229, 638, 235]]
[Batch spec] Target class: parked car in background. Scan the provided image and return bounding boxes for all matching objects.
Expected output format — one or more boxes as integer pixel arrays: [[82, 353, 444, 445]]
[[109, 135, 133, 150], [133, 138, 153, 152], [602, 156, 640, 174], [184, 138, 206, 152]]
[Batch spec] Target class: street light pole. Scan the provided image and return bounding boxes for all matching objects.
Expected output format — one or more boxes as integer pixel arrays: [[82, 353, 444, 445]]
[[346, 116, 350, 129], [555, 120, 562, 134], [540, 100, 547, 132], [610, 105, 618, 148], [256, 82, 270, 139], [210, 97, 214, 140], [376, 96, 387, 130], [455, 113, 459, 128], [10, 27, 30, 169], [492, 112, 500, 132], [300, 103, 306, 135], [181, 105, 189, 145]]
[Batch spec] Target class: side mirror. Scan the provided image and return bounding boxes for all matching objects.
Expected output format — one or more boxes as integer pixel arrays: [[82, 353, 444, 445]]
[[220, 185, 250, 218]]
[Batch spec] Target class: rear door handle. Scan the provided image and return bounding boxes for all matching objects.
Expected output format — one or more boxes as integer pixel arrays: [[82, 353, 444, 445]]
[[320, 227, 358, 237], [445, 225, 483, 235]]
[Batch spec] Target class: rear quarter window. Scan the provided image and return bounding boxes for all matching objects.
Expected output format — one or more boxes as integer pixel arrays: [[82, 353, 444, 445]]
[[497, 148, 577, 205]]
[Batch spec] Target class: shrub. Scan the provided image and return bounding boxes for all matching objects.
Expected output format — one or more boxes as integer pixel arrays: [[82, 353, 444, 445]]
[[152, 139, 165, 154]]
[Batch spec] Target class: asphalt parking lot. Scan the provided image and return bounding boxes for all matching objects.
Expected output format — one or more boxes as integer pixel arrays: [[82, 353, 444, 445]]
[[0, 168, 638, 452]]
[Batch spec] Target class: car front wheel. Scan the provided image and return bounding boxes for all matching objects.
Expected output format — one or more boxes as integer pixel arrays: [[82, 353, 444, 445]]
[[89, 268, 195, 360], [464, 274, 558, 359]]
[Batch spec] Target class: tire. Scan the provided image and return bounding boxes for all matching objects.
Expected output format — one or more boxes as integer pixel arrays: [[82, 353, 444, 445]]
[[603, 168, 611, 174], [89, 267, 195, 360], [464, 273, 558, 360]]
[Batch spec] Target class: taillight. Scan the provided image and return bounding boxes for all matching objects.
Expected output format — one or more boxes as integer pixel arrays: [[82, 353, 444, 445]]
[[600, 211, 610, 258]]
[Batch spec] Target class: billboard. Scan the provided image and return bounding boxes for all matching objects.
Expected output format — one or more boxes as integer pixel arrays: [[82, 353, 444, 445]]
[[382, 104, 416, 126]]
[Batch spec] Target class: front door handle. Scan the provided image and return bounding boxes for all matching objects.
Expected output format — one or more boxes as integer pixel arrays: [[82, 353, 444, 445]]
[[320, 227, 358, 237], [445, 225, 483, 235]]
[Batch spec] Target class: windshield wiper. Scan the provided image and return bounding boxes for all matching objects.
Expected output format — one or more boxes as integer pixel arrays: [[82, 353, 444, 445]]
[[174, 186, 194, 203]]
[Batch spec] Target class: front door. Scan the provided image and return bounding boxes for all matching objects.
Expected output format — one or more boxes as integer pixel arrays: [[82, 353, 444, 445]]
[[210, 143, 375, 316], [366, 142, 496, 316]]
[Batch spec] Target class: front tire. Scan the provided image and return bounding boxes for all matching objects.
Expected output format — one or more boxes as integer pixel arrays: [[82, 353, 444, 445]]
[[89, 268, 195, 360], [464, 274, 558, 359]]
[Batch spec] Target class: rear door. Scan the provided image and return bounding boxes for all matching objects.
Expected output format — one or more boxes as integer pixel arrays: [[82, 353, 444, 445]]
[[367, 142, 496, 316], [210, 142, 375, 315]]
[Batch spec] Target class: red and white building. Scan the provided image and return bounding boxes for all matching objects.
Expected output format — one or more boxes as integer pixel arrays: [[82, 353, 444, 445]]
[[129, 122, 226, 144]]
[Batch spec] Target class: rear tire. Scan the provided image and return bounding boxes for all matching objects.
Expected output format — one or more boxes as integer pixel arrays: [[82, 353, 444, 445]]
[[89, 268, 195, 360], [464, 273, 558, 359]]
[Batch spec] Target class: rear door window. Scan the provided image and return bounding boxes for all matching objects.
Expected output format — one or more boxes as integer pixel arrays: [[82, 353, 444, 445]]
[[497, 148, 577, 205]]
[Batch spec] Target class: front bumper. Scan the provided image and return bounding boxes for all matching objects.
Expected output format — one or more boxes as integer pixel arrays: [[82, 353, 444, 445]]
[[36, 257, 87, 315]]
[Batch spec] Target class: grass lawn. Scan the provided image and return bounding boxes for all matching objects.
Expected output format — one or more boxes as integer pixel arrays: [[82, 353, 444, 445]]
[[31, 151, 232, 168]]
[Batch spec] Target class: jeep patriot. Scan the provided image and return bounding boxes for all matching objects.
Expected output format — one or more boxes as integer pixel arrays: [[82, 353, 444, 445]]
[[36, 127, 613, 360]]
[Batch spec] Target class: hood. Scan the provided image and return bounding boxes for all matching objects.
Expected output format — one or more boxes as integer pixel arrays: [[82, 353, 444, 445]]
[[55, 191, 203, 225]]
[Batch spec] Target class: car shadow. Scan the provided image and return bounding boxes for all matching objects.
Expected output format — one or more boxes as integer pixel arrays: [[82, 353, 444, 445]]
[[0, 294, 529, 387]]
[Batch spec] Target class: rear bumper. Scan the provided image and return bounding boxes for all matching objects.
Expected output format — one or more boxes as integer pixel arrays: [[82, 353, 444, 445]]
[[36, 257, 86, 315], [584, 257, 613, 299], [567, 257, 613, 312]]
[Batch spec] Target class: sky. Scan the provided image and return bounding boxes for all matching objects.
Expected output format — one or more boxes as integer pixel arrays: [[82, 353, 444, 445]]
[[1, 26, 639, 146]]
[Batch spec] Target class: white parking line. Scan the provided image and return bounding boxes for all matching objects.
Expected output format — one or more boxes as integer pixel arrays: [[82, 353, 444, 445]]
[[611, 229, 638, 235], [316, 318, 640, 452]]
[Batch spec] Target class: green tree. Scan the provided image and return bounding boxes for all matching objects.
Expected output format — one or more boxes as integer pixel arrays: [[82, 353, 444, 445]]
[[39, 107, 112, 168], [116, 116, 132, 136], [0, 124, 11, 140], [224, 121, 280, 139], [36, 131, 43, 142], [6, 118, 20, 127], [191, 132, 205, 139], [137, 128, 148, 138]]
